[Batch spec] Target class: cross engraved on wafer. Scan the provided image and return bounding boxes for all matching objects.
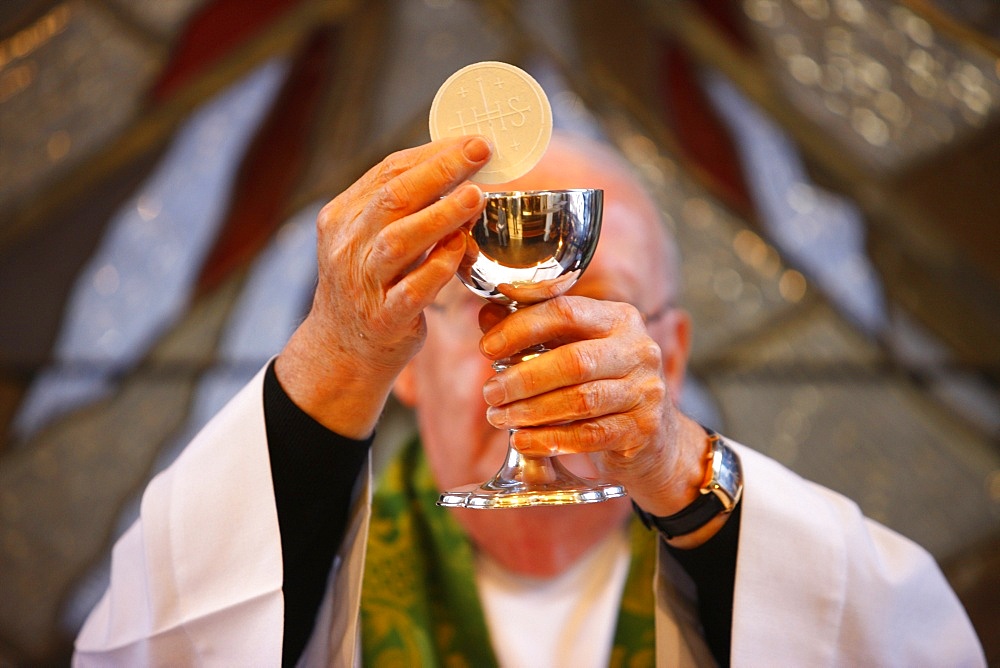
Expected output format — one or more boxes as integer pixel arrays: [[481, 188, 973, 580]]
[[446, 76, 532, 159], [429, 61, 552, 184]]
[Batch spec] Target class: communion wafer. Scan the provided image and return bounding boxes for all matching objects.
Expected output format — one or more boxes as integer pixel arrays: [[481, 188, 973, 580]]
[[429, 61, 552, 184]]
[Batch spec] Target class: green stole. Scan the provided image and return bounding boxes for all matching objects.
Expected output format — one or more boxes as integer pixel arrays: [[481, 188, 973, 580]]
[[360, 438, 657, 667]]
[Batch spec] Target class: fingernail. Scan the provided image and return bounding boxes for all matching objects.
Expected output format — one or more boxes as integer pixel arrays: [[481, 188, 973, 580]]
[[481, 330, 505, 356], [463, 137, 491, 163], [486, 406, 505, 427], [482, 378, 504, 405], [455, 183, 482, 209]]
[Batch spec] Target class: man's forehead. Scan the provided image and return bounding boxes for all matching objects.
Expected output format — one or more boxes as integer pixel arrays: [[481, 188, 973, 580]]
[[592, 202, 674, 294]]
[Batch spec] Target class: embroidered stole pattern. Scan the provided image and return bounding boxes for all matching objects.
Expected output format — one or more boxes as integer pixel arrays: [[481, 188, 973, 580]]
[[361, 439, 657, 667]]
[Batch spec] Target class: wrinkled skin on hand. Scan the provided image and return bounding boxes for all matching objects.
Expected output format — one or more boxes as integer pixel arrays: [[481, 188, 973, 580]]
[[477, 295, 707, 521], [275, 136, 492, 439]]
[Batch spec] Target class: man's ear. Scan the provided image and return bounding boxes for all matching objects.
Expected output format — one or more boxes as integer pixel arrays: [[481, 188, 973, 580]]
[[393, 361, 418, 408], [661, 308, 691, 397]]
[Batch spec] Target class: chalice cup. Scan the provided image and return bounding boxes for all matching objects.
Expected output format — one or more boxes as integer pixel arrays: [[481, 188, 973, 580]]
[[436, 189, 628, 509]]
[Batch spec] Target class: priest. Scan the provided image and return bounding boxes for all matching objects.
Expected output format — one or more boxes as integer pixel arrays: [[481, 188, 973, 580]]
[[75, 133, 985, 666]]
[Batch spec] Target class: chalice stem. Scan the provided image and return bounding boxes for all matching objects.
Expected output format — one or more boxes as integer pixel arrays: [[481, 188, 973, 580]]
[[492, 345, 546, 372], [491, 430, 583, 486], [436, 188, 627, 508]]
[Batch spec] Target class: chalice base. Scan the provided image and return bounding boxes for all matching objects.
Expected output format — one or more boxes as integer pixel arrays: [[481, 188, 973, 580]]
[[437, 453, 627, 509]]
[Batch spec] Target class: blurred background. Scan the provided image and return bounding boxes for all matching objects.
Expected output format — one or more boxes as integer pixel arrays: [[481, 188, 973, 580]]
[[1, 0, 998, 664]]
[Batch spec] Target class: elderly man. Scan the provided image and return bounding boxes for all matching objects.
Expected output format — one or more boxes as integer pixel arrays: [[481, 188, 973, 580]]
[[74, 134, 984, 666]]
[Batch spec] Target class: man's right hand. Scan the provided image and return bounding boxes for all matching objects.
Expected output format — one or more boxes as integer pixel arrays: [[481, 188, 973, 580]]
[[274, 136, 491, 438]]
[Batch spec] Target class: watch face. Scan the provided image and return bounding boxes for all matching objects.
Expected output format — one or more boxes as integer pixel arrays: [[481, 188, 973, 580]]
[[710, 440, 743, 510]]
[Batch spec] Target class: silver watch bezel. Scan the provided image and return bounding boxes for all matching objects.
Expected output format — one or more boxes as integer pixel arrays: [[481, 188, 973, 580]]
[[702, 434, 743, 513]]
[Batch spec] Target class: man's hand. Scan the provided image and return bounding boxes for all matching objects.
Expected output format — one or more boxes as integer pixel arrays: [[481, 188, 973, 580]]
[[275, 136, 491, 438], [478, 296, 724, 546]]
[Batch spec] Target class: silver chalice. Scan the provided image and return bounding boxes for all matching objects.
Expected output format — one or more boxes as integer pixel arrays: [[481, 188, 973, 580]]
[[436, 189, 628, 509]]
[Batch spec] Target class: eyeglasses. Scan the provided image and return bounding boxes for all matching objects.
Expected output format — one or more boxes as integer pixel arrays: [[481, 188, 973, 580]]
[[427, 291, 674, 326], [641, 299, 674, 325]]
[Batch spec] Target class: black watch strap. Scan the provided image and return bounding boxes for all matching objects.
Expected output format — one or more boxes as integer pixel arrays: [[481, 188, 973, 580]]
[[633, 493, 726, 540], [633, 425, 741, 540]]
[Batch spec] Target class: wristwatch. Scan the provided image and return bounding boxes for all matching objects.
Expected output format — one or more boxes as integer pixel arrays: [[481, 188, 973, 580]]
[[633, 426, 743, 539]]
